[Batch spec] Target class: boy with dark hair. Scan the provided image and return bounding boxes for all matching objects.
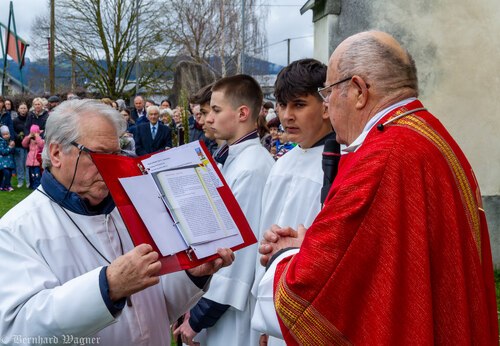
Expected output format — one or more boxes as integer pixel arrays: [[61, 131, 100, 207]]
[[174, 74, 274, 346], [189, 83, 220, 154], [251, 59, 336, 345]]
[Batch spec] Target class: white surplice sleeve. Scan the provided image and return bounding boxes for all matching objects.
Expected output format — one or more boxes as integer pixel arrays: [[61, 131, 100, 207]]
[[251, 248, 299, 338], [0, 226, 115, 340]]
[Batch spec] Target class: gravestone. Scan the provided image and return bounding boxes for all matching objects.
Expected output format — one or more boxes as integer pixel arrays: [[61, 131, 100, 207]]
[[171, 61, 216, 107]]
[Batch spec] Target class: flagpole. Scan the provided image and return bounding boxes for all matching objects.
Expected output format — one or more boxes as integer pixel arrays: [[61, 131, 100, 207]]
[[49, 0, 55, 94], [10, 1, 25, 93], [1, 2, 13, 95], [0, 24, 4, 96]]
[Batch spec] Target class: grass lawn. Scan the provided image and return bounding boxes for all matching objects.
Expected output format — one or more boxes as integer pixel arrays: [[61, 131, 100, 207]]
[[0, 176, 33, 217]]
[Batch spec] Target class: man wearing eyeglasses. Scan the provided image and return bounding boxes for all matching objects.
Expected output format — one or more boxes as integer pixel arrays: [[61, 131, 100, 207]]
[[0, 99, 235, 345], [256, 31, 498, 345]]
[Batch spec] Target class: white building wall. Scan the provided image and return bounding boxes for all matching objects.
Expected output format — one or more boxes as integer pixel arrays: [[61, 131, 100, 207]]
[[308, 0, 500, 265]]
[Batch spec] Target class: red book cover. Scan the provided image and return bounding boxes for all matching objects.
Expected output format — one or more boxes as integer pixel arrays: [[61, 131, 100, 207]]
[[91, 140, 256, 275]]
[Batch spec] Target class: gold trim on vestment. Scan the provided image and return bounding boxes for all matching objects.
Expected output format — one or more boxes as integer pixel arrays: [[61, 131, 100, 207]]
[[394, 115, 482, 259], [276, 259, 352, 345]]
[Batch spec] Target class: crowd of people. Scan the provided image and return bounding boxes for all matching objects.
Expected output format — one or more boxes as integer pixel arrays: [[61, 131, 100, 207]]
[[0, 85, 298, 194], [0, 30, 497, 345]]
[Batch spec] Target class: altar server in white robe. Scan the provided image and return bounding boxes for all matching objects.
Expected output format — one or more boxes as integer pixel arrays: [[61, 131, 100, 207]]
[[174, 75, 274, 346], [0, 99, 234, 346], [251, 59, 337, 345]]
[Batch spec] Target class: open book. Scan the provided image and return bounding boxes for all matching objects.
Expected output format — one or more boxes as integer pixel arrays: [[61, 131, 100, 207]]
[[91, 141, 256, 274]]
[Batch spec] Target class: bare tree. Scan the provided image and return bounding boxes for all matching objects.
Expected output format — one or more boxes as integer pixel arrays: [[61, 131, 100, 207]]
[[29, 0, 268, 97], [30, 0, 175, 98], [162, 0, 268, 77]]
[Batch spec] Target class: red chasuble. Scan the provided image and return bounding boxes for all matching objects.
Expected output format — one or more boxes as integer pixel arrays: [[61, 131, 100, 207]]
[[273, 100, 499, 345]]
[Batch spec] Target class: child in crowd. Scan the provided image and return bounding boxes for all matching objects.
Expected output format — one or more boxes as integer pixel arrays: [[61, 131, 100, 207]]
[[22, 124, 45, 189], [274, 127, 296, 159], [267, 117, 281, 157], [0, 125, 16, 191]]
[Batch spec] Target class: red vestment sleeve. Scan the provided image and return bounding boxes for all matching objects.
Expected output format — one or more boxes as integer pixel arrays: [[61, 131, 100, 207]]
[[273, 102, 499, 345]]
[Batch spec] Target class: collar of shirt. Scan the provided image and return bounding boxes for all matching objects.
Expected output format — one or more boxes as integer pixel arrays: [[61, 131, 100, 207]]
[[150, 123, 157, 130], [214, 129, 258, 165], [308, 131, 336, 149], [342, 97, 417, 154], [41, 169, 116, 215]]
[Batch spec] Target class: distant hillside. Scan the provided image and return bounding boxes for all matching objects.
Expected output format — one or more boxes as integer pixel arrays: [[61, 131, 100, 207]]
[[4, 55, 284, 95]]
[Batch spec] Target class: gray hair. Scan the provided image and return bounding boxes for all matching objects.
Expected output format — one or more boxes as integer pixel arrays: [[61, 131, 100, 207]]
[[41, 99, 126, 169], [337, 33, 419, 97], [147, 105, 160, 115], [115, 99, 127, 111]]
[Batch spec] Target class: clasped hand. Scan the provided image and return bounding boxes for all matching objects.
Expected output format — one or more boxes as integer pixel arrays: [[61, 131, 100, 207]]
[[259, 224, 307, 267]]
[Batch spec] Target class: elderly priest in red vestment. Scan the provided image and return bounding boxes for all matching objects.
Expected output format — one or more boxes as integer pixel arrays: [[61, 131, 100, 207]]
[[256, 30, 499, 345]]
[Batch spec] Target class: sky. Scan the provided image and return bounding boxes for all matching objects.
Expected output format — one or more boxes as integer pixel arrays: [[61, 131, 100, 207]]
[[0, 0, 314, 67], [261, 0, 314, 66]]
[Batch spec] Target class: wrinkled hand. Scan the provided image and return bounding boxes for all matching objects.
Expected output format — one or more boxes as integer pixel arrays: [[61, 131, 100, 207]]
[[172, 311, 199, 346], [106, 243, 161, 301], [259, 224, 307, 266], [187, 248, 234, 277]]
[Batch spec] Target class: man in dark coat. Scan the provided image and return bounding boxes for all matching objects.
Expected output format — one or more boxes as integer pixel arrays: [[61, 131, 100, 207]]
[[130, 95, 149, 125], [134, 105, 172, 156]]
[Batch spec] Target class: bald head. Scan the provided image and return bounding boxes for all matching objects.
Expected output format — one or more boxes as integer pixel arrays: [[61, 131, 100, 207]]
[[325, 31, 419, 145], [331, 30, 418, 98], [343, 31, 409, 58]]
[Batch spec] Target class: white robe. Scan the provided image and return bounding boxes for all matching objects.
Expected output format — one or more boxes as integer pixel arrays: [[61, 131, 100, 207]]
[[0, 188, 205, 346], [199, 138, 274, 346], [251, 145, 325, 344]]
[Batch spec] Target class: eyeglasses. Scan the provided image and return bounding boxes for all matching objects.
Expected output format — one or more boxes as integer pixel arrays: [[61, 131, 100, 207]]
[[71, 141, 128, 156], [317, 76, 352, 102]]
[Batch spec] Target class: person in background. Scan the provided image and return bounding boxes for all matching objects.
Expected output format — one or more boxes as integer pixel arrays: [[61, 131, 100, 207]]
[[134, 105, 172, 155], [0, 96, 15, 138], [160, 99, 172, 110], [257, 30, 499, 345], [266, 117, 281, 158], [159, 108, 174, 129], [5, 99, 17, 120], [131, 95, 148, 124], [13, 102, 29, 188], [260, 101, 274, 121], [22, 124, 45, 189], [25, 97, 49, 136], [66, 92, 80, 101], [101, 98, 114, 108], [189, 83, 223, 155], [119, 109, 136, 156], [256, 115, 271, 152], [120, 108, 136, 135], [47, 95, 61, 112], [188, 104, 207, 143], [115, 98, 127, 111], [274, 129, 296, 159], [0, 125, 16, 191], [145, 99, 156, 108], [172, 107, 185, 146]]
